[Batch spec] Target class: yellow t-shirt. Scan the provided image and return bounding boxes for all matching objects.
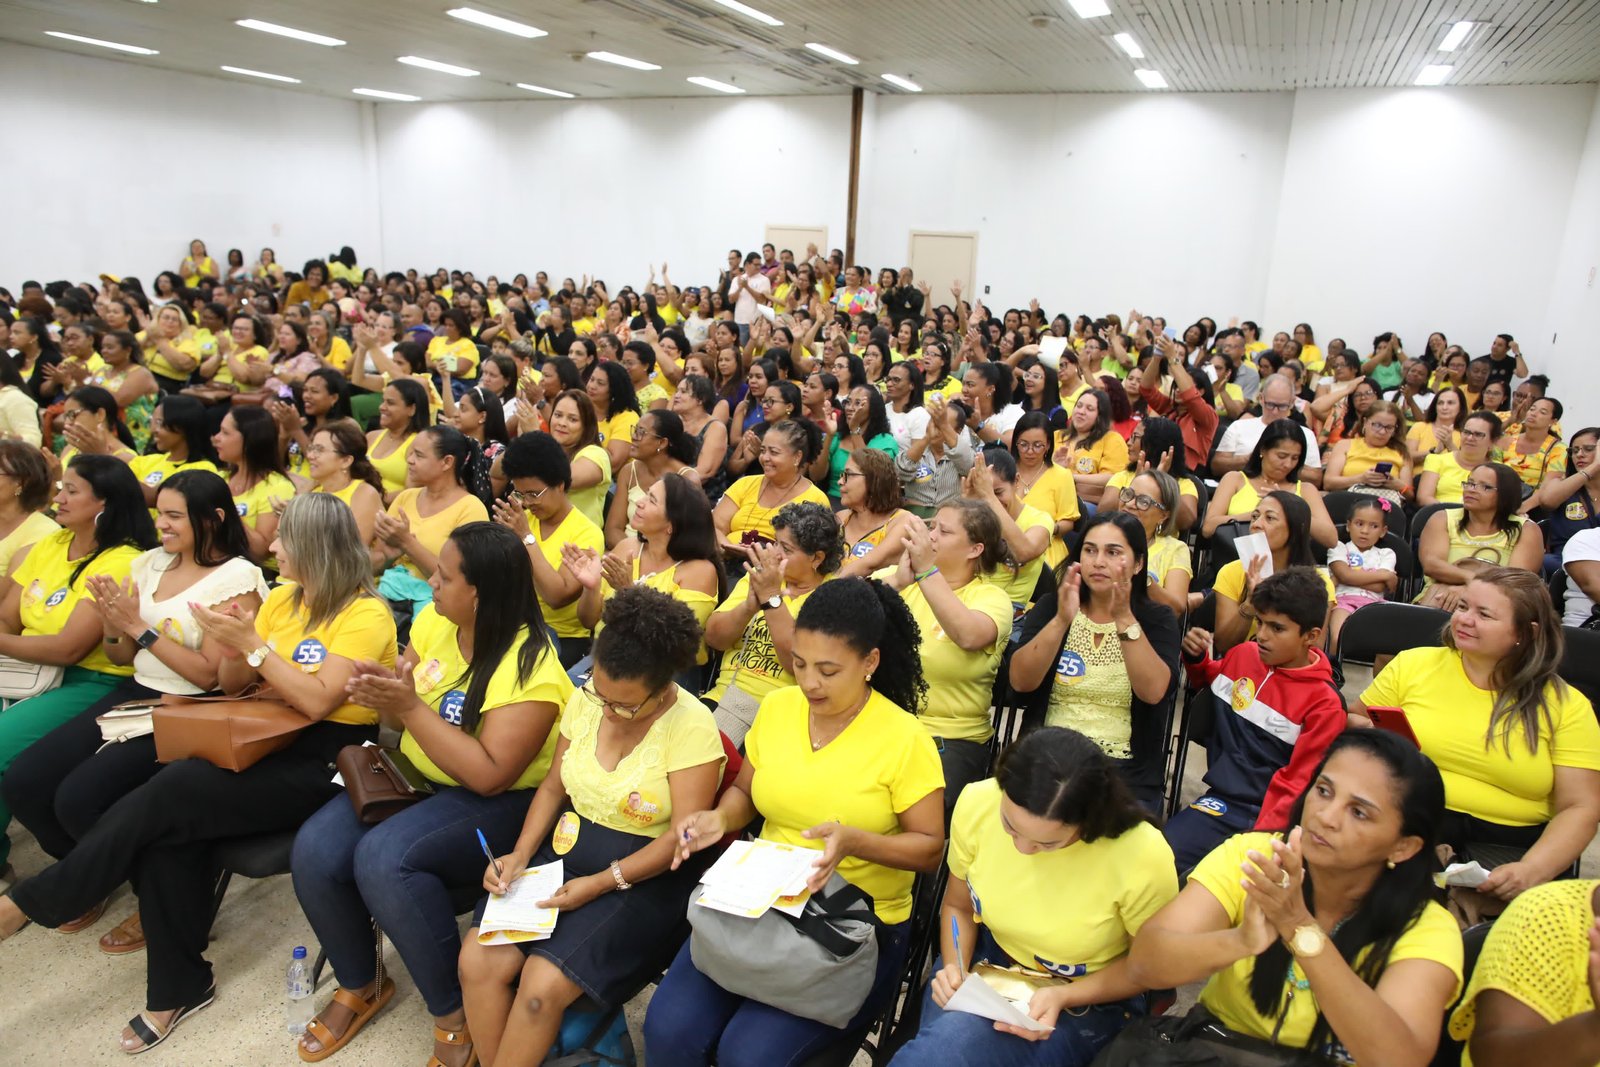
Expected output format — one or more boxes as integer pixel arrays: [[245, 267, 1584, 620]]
[[1193, 833, 1462, 1049], [0, 511, 60, 579], [986, 503, 1053, 606], [571, 316, 599, 337], [556, 684, 725, 837], [213, 344, 267, 388], [12, 529, 141, 675], [232, 472, 295, 532], [1423, 450, 1472, 505], [722, 475, 832, 543], [370, 430, 414, 497], [1019, 464, 1080, 569], [530, 506, 605, 638], [1213, 382, 1245, 415], [255, 585, 398, 726], [568, 443, 613, 529], [387, 489, 489, 579], [1056, 432, 1130, 478], [595, 409, 640, 450], [598, 559, 717, 664], [951, 779, 1176, 975], [182, 256, 216, 287], [1448, 879, 1599, 1065], [1214, 559, 1334, 640], [1147, 535, 1193, 587], [426, 335, 480, 378], [746, 686, 944, 923], [1405, 421, 1459, 459], [398, 605, 571, 790], [323, 337, 354, 374], [1298, 343, 1325, 372], [1361, 646, 1600, 825], [142, 333, 202, 381], [901, 577, 1013, 743], [128, 455, 223, 512], [706, 574, 829, 703]]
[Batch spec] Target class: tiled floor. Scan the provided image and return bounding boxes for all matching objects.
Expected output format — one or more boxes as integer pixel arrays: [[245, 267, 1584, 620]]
[[4, 662, 1595, 1065]]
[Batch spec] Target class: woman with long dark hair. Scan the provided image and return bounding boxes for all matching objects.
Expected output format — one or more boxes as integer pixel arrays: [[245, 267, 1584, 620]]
[[670, 375, 729, 501], [292, 522, 570, 1067], [366, 378, 430, 502], [1212, 490, 1334, 655], [604, 409, 700, 549], [1416, 462, 1542, 610], [816, 384, 898, 508], [645, 577, 944, 1066], [212, 406, 295, 566], [1126, 730, 1461, 1066], [891, 728, 1177, 1065], [586, 361, 642, 472], [271, 366, 353, 480], [1205, 418, 1338, 548], [84, 328, 159, 450], [129, 394, 221, 506]]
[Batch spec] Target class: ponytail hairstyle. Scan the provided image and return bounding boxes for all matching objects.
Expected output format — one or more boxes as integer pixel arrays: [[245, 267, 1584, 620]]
[[443, 522, 554, 734], [794, 576, 928, 715], [462, 386, 510, 447], [67, 385, 136, 450], [940, 498, 1010, 575], [997, 727, 1151, 842], [419, 424, 486, 496], [304, 367, 354, 423], [1249, 730, 1444, 1057], [594, 584, 703, 690], [64, 455, 158, 582], [317, 418, 385, 495], [765, 417, 825, 467], [964, 360, 1012, 409], [643, 409, 698, 466]]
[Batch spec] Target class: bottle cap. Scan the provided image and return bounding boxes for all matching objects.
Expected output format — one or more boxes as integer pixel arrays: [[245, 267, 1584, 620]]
[[292, 946, 307, 959]]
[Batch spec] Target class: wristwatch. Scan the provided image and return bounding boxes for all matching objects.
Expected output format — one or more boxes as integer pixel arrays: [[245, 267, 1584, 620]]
[[1117, 621, 1143, 642], [246, 645, 272, 668], [761, 594, 784, 610], [1288, 923, 1328, 959], [134, 628, 161, 650], [522, 533, 537, 547]]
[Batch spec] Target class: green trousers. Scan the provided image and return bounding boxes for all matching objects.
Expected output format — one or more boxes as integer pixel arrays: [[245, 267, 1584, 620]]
[[0, 667, 124, 866]]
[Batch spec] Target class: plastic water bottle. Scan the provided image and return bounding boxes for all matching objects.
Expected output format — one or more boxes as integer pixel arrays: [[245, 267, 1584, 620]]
[[285, 946, 314, 1036]]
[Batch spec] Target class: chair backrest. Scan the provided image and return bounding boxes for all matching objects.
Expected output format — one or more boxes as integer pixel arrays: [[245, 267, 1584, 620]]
[[1336, 602, 1450, 666], [1559, 626, 1600, 711], [1321, 490, 1362, 527], [1183, 473, 1210, 546], [1410, 502, 1461, 547], [1429, 922, 1494, 1067]]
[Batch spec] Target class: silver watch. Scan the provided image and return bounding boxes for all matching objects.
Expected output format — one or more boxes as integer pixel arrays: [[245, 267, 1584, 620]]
[[246, 645, 271, 668]]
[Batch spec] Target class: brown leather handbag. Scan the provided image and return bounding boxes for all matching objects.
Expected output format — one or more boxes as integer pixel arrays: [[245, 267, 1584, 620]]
[[152, 686, 311, 772], [336, 745, 435, 824]]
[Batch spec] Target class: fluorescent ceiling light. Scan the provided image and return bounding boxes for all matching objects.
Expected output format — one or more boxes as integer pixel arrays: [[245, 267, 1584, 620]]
[[354, 88, 421, 101], [881, 73, 922, 92], [687, 76, 744, 93], [398, 55, 480, 77], [221, 65, 300, 83], [1415, 64, 1452, 85], [235, 19, 345, 47], [1134, 68, 1168, 88], [1113, 32, 1144, 58], [517, 82, 575, 98], [586, 50, 661, 70], [44, 31, 158, 55], [805, 42, 859, 64], [1067, 0, 1111, 18], [1438, 21, 1474, 51], [706, 0, 783, 26], [445, 8, 546, 38]]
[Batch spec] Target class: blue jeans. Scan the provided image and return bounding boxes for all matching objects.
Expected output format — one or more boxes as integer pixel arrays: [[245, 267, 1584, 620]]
[[890, 927, 1143, 1067], [1163, 793, 1258, 874], [290, 785, 533, 1016], [642, 920, 911, 1067]]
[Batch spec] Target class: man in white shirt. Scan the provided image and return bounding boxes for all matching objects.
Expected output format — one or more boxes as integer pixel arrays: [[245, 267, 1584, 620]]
[[731, 252, 770, 344], [1211, 376, 1323, 485], [1563, 527, 1600, 626]]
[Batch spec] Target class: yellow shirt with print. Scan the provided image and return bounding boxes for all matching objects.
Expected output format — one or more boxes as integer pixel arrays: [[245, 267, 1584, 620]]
[[426, 335, 480, 378], [986, 503, 1053, 606], [255, 585, 398, 726], [386, 489, 489, 580], [746, 686, 943, 923], [128, 455, 223, 515], [399, 605, 572, 790], [557, 684, 724, 837], [1057, 431, 1130, 478], [1193, 833, 1462, 1049], [532, 506, 605, 638], [12, 530, 141, 675], [1020, 464, 1080, 569], [952, 779, 1176, 975], [233, 472, 296, 569], [901, 577, 1012, 743], [706, 574, 827, 703], [1362, 646, 1600, 825], [595, 410, 639, 451]]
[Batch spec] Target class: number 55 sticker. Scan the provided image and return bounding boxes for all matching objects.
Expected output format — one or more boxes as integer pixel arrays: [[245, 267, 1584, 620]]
[[1055, 650, 1087, 682]]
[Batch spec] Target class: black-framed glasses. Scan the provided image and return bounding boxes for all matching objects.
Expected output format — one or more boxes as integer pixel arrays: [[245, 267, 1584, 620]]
[[580, 682, 664, 720], [1119, 487, 1164, 511]]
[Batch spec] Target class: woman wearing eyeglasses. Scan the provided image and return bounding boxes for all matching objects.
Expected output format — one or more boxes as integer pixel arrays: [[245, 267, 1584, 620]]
[[1321, 400, 1412, 508], [603, 410, 700, 550], [1416, 462, 1543, 611], [1419, 410, 1502, 507], [1010, 411, 1080, 570], [1120, 470, 1191, 616], [725, 379, 802, 481], [1531, 426, 1600, 575], [460, 586, 725, 1067], [304, 420, 385, 546], [836, 448, 916, 578], [815, 385, 898, 510]]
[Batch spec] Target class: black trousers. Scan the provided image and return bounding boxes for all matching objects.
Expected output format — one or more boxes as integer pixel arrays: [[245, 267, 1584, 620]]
[[10, 719, 374, 1011], [3, 680, 161, 860]]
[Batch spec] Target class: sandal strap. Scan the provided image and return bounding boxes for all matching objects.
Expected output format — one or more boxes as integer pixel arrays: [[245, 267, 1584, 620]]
[[127, 1012, 165, 1048], [331, 986, 379, 1014], [432, 1026, 471, 1045], [302, 1017, 338, 1048]]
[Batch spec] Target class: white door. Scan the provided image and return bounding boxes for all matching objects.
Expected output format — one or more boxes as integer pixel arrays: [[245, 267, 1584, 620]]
[[907, 231, 978, 305], [765, 225, 829, 262]]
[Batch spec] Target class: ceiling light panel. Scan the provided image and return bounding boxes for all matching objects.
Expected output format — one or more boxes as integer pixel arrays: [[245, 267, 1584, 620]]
[[235, 19, 346, 46], [221, 65, 300, 83], [354, 88, 421, 100], [517, 83, 575, 98], [881, 73, 922, 91], [687, 76, 744, 93], [705, 0, 782, 27], [445, 8, 546, 38], [805, 42, 859, 64], [1113, 32, 1143, 58], [1438, 21, 1474, 51], [44, 31, 157, 54], [398, 55, 480, 77], [586, 51, 661, 70], [1134, 68, 1168, 88]]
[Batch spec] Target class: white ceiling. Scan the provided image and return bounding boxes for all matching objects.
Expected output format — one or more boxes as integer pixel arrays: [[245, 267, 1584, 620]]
[[6, 0, 1600, 100]]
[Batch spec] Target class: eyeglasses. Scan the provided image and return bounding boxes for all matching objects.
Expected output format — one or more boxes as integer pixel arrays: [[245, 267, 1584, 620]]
[[630, 427, 657, 442], [1015, 439, 1047, 452], [306, 443, 333, 456], [509, 486, 550, 505], [1463, 479, 1497, 493], [1460, 429, 1490, 441], [1119, 487, 1165, 511], [838, 470, 862, 482], [761, 396, 784, 407], [1260, 400, 1291, 414], [580, 682, 664, 720], [1574, 444, 1598, 456], [1366, 421, 1396, 434]]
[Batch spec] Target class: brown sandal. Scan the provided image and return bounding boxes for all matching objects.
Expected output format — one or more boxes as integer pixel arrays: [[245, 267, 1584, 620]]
[[296, 979, 395, 1063], [99, 911, 145, 955], [425, 1025, 478, 1067], [60, 898, 109, 933]]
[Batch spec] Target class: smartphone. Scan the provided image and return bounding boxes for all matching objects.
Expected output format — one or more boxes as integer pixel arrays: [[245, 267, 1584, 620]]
[[1366, 706, 1420, 748], [380, 747, 437, 796], [1373, 461, 1394, 476]]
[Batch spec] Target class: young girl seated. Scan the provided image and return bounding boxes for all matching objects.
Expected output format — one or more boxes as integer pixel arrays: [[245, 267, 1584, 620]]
[[1325, 496, 1399, 649]]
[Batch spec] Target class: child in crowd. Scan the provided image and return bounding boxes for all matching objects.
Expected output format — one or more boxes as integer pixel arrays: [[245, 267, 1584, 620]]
[[1164, 567, 1345, 872], [1325, 496, 1398, 649]]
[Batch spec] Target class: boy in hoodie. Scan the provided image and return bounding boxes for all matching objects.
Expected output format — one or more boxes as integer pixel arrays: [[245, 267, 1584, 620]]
[[1164, 566, 1345, 873]]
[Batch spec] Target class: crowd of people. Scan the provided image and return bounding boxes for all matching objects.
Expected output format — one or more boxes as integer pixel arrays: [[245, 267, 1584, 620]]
[[0, 239, 1595, 1067]]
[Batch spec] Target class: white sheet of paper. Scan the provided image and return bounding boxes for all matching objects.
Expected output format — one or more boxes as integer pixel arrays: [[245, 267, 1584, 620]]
[[696, 839, 819, 918], [1036, 336, 1070, 371], [945, 972, 1053, 1033], [1442, 860, 1491, 888], [1234, 532, 1274, 580], [476, 860, 563, 945]]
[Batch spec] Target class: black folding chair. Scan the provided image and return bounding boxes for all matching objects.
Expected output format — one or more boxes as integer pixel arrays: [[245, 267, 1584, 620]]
[[1560, 625, 1600, 711], [1334, 602, 1450, 670], [1321, 490, 1362, 527], [1428, 922, 1493, 1067], [1164, 593, 1216, 817], [1410, 502, 1461, 556], [1181, 473, 1210, 544]]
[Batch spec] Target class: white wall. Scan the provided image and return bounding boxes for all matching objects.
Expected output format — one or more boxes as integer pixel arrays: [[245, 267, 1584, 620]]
[[0, 41, 382, 288], [372, 95, 853, 289], [857, 91, 1297, 325], [1541, 84, 1600, 426]]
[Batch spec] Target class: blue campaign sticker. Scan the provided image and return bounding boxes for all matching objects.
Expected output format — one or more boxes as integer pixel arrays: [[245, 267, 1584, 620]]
[[1055, 650, 1087, 681], [1191, 796, 1229, 818], [144, 470, 166, 487], [236, 502, 250, 517], [1033, 956, 1089, 979], [44, 588, 69, 609], [969, 885, 983, 918], [291, 638, 327, 668], [1345, 548, 1364, 568], [440, 690, 467, 726]]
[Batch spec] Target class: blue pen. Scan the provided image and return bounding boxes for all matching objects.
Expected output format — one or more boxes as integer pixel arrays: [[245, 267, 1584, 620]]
[[951, 917, 962, 972], [476, 828, 504, 884]]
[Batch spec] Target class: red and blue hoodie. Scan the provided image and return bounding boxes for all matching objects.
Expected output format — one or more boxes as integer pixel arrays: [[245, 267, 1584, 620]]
[[1184, 642, 1346, 830]]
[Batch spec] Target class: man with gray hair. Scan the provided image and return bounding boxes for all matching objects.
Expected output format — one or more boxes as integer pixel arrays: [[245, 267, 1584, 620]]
[[1211, 374, 1323, 485]]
